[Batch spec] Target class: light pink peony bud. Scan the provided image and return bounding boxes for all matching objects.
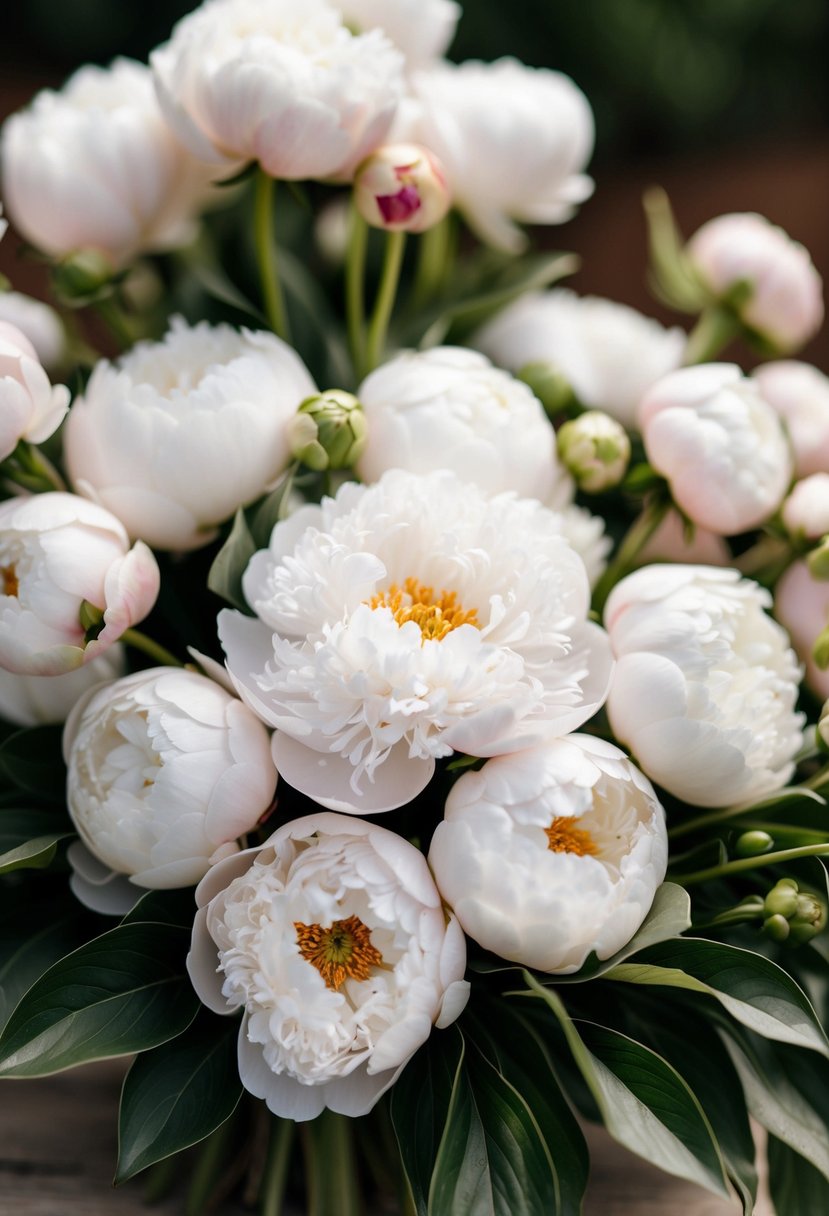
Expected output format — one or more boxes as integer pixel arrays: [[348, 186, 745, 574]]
[[0, 321, 70, 461], [752, 361, 829, 479], [354, 143, 450, 232], [775, 560, 829, 699], [782, 474, 829, 541]]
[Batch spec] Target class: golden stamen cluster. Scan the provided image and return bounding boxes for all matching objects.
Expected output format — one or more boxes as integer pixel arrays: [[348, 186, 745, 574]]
[[369, 576, 479, 641], [0, 565, 19, 598], [294, 914, 384, 991], [544, 816, 598, 857]]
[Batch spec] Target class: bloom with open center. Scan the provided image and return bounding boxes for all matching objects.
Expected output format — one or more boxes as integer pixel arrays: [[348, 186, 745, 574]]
[[219, 469, 613, 813], [605, 565, 804, 807], [429, 734, 667, 974], [187, 811, 469, 1120]]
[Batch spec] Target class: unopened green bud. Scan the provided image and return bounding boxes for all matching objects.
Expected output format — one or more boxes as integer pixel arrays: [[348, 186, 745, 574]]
[[807, 537, 829, 580], [54, 249, 114, 302], [556, 410, 631, 493], [288, 390, 368, 471], [763, 913, 791, 942], [818, 703, 829, 752], [764, 879, 800, 920], [517, 361, 575, 417], [813, 624, 829, 671], [733, 830, 774, 858], [789, 893, 828, 944]]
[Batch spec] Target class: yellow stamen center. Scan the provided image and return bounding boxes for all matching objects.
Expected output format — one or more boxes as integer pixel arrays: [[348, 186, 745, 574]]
[[294, 914, 383, 991], [545, 816, 598, 857], [1, 565, 18, 598], [368, 576, 478, 641]]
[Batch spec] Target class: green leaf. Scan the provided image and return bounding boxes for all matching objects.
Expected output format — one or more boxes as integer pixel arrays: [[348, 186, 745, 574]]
[[0, 727, 66, 802], [390, 1026, 464, 1216], [0, 921, 198, 1077], [0, 832, 70, 875], [0, 896, 91, 1031], [523, 977, 730, 1197], [605, 937, 828, 1055], [207, 507, 257, 611], [116, 1009, 242, 1183], [121, 887, 198, 929], [0, 809, 72, 875], [767, 1134, 829, 1215], [249, 466, 297, 549]]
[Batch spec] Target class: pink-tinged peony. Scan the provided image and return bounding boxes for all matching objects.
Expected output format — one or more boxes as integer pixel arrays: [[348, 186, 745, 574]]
[[219, 469, 613, 814], [0, 646, 125, 728], [605, 565, 803, 807], [687, 213, 823, 354], [429, 735, 667, 974], [0, 492, 159, 675], [64, 318, 316, 551], [353, 143, 450, 232], [775, 560, 829, 701], [0, 322, 70, 462], [1, 59, 223, 270], [406, 60, 593, 253], [188, 812, 469, 1120], [151, 0, 404, 182], [752, 361, 829, 479], [639, 364, 792, 536]]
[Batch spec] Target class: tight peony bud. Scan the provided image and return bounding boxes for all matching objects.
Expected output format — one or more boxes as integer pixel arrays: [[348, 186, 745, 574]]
[[687, 213, 823, 354], [752, 362, 829, 479], [0, 322, 70, 461], [775, 560, 829, 699], [556, 410, 631, 493], [762, 879, 826, 944], [288, 390, 368, 471], [0, 492, 159, 675], [354, 143, 450, 233], [782, 475, 829, 542]]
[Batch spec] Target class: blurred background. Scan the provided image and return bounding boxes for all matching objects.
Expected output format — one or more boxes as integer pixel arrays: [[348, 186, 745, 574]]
[[1, 0, 828, 363]]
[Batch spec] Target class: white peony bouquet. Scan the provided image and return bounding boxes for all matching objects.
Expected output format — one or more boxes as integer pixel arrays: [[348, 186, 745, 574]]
[[0, 3, 828, 1214]]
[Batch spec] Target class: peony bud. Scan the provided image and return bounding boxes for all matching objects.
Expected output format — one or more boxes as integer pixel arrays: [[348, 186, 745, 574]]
[[687, 213, 823, 354], [782, 475, 829, 542], [0, 322, 70, 462], [288, 390, 368, 471], [733, 830, 774, 858], [762, 878, 826, 944], [752, 361, 829, 479], [775, 560, 829, 699], [556, 410, 631, 493], [354, 143, 450, 233]]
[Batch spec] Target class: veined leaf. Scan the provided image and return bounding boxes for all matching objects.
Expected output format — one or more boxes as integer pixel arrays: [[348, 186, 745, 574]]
[[121, 887, 199, 929], [767, 1134, 829, 1215], [0, 896, 91, 1032]]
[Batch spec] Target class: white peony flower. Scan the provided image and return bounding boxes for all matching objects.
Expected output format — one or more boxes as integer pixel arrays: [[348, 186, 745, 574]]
[[334, 0, 459, 70], [355, 346, 562, 500], [187, 811, 469, 1120], [0, 492, 159, 676], [219, 468, 614, 814], [64, 667, 277, 909], [774, 561, 829, 701], [0, 294, 66, 371], [752, 361, 829, 480], [0, 322, 70, 462], [639, 364, 793, 536], [151, 0, 404, 182], [1, 58, 222, 270], [782, 474, 829, 540], [472, 290, 686, 429], [406, 60, 593, 253], [63, 318, 316, 551], [0, 646, 124, 727], [687, 213, 823, 354], [605, 565, 804, 807], [543, 477, 611, 590], [429, 735, 667, 974]]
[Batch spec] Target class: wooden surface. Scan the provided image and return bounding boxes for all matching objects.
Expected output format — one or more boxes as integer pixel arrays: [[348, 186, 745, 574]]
[[0, 1061, 773, 1215]]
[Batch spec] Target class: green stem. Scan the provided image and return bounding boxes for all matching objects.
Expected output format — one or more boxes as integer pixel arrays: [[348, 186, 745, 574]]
[[254, 168, 290, 341], [683, 304, 742, 365], [304, 1111, 362, 1216], [804, 764, 829, 791], [185, 1119, 236, 1216], [94, 296, 136, 350], [345, 204, 368, 382], [364, 229, 406, 375], [591, 496, 670, 615], [669, 805, 750, 840], [261, 1118, 294, 1216], [675, 843, 829, 887], [13, 441, 66, 491], [121, 628, 184, 668], [411, 214, 452, 310]]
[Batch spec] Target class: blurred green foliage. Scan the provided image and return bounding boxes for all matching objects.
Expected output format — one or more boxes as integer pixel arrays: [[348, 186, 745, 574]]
[[2, 0, 828, 164]]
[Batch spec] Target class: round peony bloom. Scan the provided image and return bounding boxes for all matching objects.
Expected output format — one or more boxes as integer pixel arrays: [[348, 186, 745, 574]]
[[406, 59, 593, 253], [687, 213, 823, 354], [1, 58, 222, 270], [544, 477, 611, 590], [782, 474, 829, 541], [429, 735, 667, 974], [639, 364, 793, 536], [775, 560, 829, 701], [151, 0, 404, 182], [472, 290, 686, 429], [188, 811, 469, 1120], [752, 361, 829, 480], [64, 667, 277, 907], [605, 565, 804, 807], [0, 322, 70, 462], [355, 346, 561, 500], [219, 468, 614, 814], [333, 0, 459, 70], [353, 143, 450, 233], [0, 293, 67, 371], [0, 492, 159, 676], [0, 646, 125, 728], [63, 318, 316, 551]]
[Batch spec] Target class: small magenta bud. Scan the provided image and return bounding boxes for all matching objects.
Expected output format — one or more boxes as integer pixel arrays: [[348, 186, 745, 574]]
[[353, 144, 451, 234]]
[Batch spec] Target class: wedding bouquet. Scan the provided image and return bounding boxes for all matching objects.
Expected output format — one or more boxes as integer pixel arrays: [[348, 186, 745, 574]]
[[1, 3, 829, 1213]]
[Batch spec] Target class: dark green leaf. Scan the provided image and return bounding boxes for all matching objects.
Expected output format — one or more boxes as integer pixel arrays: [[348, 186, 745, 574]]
[[121, 887, 198, 929], [0, 921, 198, 1077], [0, 727, 66, 801], [0, 809, 72, 876], [767, 1134, 829, 1215], [0, 832, 70, 875], [0, 895, 91, 1031], [207, 507, 257, 611], [116, 1009, 242, 1183], [606, 937, 828, 1055], [249, 466, 297, 549]]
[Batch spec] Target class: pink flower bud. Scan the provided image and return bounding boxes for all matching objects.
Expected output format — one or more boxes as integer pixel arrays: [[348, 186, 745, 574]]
[[354, 143, 450, 233], [782, 474, 829, 541], [775, 560, 829, 699]]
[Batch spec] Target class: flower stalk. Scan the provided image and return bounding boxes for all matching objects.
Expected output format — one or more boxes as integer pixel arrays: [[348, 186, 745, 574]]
[[254, 168, 290, 342], [364, 230, 406, 375]]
